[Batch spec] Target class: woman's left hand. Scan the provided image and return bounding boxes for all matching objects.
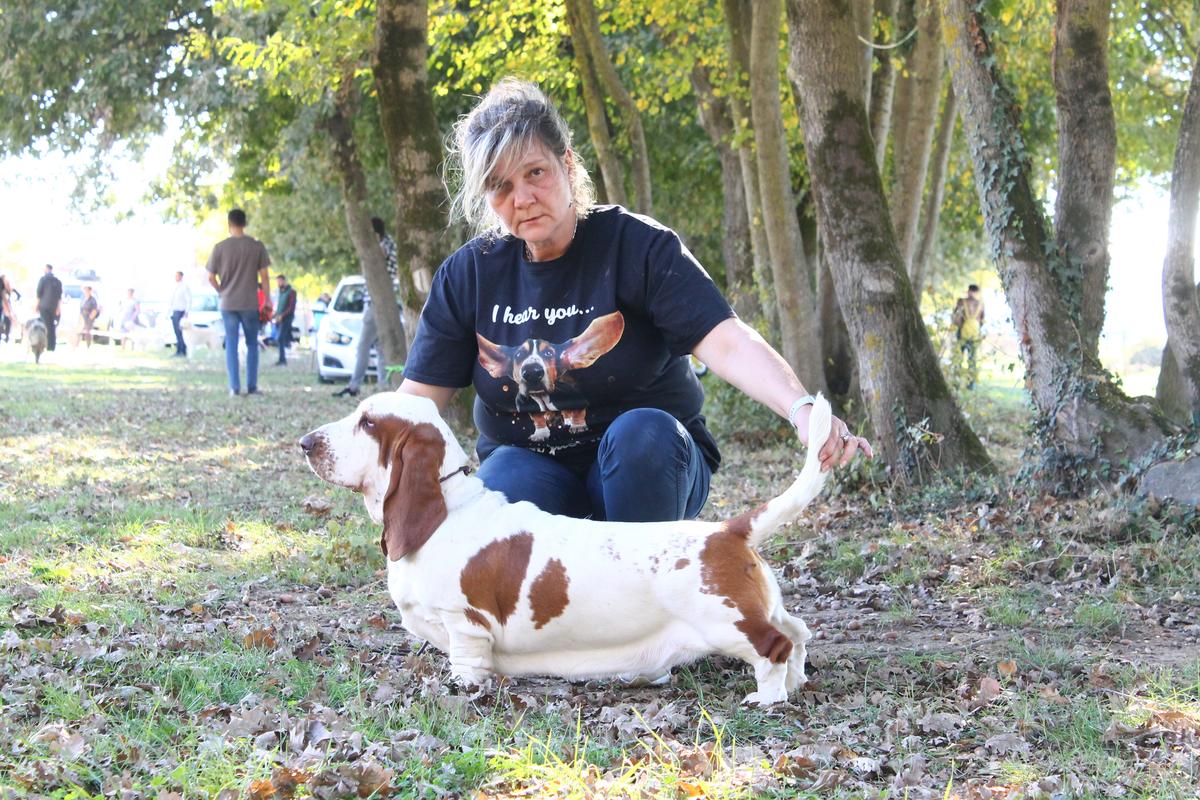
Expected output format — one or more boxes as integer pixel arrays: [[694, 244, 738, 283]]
[[815, 414, 874, 472]]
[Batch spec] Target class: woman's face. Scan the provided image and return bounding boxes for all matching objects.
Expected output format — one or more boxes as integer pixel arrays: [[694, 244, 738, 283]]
[[486, 143, 575, 260]]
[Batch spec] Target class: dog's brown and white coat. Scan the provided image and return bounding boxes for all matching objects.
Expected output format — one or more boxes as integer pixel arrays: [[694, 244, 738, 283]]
[[299, 393, 830, 704]]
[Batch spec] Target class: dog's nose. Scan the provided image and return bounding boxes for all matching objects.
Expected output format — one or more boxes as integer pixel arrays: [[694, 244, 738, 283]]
[[522, 362, 545, 383], [299, 433, 318, 454]]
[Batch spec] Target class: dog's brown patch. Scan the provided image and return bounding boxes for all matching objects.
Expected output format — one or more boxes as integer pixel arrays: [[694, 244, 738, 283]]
[[367, 417, 448, 560], [464, 608, 491, 630], [460, 532, 534, 626], [700, 516, 791, 664], [722, 502, 767, 540], [674, 558, 690, 570], [528, 558, 570, 630]]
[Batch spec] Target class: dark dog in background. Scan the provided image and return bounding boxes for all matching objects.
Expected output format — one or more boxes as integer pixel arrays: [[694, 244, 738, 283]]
[[24, 318, 47, 364]]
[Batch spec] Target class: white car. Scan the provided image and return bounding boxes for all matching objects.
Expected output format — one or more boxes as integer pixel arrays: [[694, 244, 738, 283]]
[[150, 289, 225, 350], [315, 275, 403, 383]]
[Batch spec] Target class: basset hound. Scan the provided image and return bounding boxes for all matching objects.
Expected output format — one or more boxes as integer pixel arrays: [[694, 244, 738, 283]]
[[299, 392, 831, 705]]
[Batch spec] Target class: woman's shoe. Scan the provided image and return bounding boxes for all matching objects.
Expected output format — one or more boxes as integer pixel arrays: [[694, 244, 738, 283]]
[[332, 387, 360, 398]]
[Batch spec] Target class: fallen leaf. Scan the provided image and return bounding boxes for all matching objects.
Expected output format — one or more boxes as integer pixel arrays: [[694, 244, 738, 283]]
[[998, 659, 1017, 678], [244, 628, 277, 650]]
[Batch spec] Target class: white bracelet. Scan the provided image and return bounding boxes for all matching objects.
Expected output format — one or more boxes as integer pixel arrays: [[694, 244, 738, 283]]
[[787, 395, 817, 428]]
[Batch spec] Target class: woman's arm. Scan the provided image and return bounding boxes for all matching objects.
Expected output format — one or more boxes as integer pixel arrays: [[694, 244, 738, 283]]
[[398, 378, 457, 414], [692, 317, 873, 470]]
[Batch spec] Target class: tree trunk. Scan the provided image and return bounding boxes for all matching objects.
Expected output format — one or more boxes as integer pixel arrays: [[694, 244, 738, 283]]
[[325, 84, 407, 380], [723, 0, 776, 326], [1053, 0, 1116, 361], [869, 0, 902, 167], [373, 0, 441, 345], [890, 0, 942, 273], [692, 65, 761, 321], [787, 0, 990, 483], [853, 0, 874, 105], [818, 253, 855, 398], [940, 0, 1172, 476], [564, 0, 627, 207], [1158, 284, 1200, 424], [751, 0, 826, 392], [911, 80, 957, 306], [567, 0, 652, 215], [1162, 57, 1200, 427]]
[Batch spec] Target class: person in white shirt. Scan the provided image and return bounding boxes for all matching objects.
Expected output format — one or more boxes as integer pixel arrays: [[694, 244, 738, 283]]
[[169, 271, 192, 357]]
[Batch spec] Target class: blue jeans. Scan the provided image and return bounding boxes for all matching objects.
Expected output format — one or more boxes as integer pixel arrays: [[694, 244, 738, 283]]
[[277, 313, 293, 364], [171, 310, 187, 355], [221, 309, 260, 394], [476, 408, 711, 522]]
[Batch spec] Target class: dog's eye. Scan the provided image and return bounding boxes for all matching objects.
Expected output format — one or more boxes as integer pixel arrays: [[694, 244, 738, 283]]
[[359, 415, 375, 431]]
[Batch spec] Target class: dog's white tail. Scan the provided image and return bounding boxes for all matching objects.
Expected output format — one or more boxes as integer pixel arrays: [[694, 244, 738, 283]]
[[745, 394, 833, 549]]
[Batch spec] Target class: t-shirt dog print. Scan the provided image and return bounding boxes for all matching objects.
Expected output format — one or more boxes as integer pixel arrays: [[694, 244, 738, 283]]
[[403, 205, 736, 470], [476, 311, 625, 442]]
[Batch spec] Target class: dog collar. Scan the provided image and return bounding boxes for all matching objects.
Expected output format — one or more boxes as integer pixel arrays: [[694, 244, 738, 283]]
[[439, 465, 473, 483]]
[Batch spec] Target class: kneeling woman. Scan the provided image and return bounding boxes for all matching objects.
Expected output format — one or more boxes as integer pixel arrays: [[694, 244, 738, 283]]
[[398, 79, 871, 522]]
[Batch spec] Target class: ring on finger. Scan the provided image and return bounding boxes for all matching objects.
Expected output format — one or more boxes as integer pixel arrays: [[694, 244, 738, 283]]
[[840, 433, 852, 444]]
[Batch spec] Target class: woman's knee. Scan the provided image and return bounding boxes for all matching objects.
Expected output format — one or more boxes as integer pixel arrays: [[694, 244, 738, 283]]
[[599, 408, 691, 467]]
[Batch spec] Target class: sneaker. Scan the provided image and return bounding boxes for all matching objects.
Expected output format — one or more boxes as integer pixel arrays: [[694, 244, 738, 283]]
[[246, 388, 261, 396], [332, 387, 360, 398], [229, 389, 240, 397]]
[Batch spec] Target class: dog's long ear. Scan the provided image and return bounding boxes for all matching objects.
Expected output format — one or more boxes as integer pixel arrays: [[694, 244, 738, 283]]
[[560, 311, 625, 370], [476, 332, 514, 379], [380, 423, 448, 560]]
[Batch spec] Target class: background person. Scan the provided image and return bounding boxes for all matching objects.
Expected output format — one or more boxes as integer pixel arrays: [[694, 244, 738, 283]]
[[397, 79, 871, 524], [118, 288, 141, 350], [35, 264, 62, 352], [169, 270, 191, 357], [76, 285, 99, 347], [333, 216, 398, 397], [952, 284, 986, 390], [273, 273, 296, 366], [0, 274, 13, 343], [206, 208, 271, 396]]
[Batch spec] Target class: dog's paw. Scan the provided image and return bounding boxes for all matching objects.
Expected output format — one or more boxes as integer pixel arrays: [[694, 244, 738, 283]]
[[742, 688, 788, 707], [528, 427, 551, 442], [450, 666, 494, 689]]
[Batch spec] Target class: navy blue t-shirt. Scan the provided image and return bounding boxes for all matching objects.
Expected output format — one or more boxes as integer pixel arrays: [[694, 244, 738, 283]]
[[403, 206, 735, 472]]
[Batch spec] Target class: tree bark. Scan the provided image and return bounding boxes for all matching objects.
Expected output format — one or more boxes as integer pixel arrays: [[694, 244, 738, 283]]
[[373, 0, 440, 345], [692, 65, 761, 321], [564, 0, 627, 207], [722, 0, 776, 325], [818, 252, 855, 398], [911, 80, 957, 307], [869, 0, 902, 167], [325, 83, 407, 379], [853, 0, 874, 105], [1158, 283, 1200, 424], [890, 0, 942, 274], [1053, 0, 1116, 361], [566, 0, 652, 215], [940, 0, 1172, 474], [787, 0, 990, 483], [1161, 56, 1200, 427], [751, 0, 827, 392]]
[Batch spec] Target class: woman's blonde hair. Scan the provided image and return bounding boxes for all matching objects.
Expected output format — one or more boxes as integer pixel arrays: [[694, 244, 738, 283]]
[[447, 78, 595, 238]]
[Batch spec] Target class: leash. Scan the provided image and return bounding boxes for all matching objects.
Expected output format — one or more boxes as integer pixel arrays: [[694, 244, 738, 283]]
[[439, 465, 473, 483]]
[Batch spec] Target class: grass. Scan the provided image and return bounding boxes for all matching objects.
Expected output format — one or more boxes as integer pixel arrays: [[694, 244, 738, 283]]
[[1, 343, 1198, 798]]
